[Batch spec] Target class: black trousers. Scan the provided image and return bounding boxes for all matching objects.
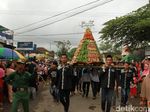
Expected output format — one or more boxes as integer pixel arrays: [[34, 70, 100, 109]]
[[91, 81, 99, 97], [101, 88, 114, 112], [71, 77, 78, 92], [82, 82, 90, 97], [59, 89, 70, 112]]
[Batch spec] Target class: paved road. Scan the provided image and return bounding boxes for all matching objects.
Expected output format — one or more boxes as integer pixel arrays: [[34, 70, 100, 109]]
[[32, 85, 103, 112], [3, 84, 140, 112], [33, 87, 101, 112]]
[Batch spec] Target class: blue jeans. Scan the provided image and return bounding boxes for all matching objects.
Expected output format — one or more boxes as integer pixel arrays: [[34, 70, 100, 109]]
[[121, 88, 130, 106], [101, 88, 114, 112]]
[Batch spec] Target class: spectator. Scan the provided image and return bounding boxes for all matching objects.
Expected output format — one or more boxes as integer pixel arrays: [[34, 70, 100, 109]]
[[0, 64, 5, 110], [141, 63, 150, 79], [136, 63, 143, 95], [140, 65, 150, 111], [5, 61, 15, 103]]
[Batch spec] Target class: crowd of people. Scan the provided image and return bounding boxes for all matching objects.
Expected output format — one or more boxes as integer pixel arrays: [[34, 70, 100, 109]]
[[0, 54, 149, 112], [0, 57, 47, 112]]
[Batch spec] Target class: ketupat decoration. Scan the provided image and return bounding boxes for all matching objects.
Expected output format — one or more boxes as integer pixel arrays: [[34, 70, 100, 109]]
[[71, 28, 102, 65], [77, 40, 89, 62]]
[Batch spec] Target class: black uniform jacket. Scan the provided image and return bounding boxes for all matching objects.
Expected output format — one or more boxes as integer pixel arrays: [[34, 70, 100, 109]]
[[55, 64, 74, 90], [100, 66, 119, 89]]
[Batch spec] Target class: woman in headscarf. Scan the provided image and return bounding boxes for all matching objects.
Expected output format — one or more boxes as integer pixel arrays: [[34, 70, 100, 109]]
[[138, 63, 150, 86], [140, 63, 150, 111]]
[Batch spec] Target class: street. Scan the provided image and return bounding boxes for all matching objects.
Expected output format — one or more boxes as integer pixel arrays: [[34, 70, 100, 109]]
[[0, 0, 149, 112], [3, 84, 107, 112], [30, 84, 101, 112], [3, 83, 140, 112]]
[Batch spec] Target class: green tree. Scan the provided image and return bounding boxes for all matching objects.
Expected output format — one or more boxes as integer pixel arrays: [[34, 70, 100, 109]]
[[99, 41, 121, 54], [99, 42, 113, 53], [100, 4, 150, 49], [67, 47, 77, 60], [55, 40, 71, 57], [99, 41, 122, 61]]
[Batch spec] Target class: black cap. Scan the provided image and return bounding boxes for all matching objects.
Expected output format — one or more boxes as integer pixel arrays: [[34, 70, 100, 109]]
[[51, 60, 58, 66], [124, 61, 130, 65]]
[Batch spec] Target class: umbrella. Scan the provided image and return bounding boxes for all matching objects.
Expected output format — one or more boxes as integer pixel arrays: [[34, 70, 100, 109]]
[[0, 47, 26, 60], [14, 50, 26, 60]]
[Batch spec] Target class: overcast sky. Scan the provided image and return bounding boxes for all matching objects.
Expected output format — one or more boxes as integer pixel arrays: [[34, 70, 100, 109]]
[[0, 0, 148, 51]]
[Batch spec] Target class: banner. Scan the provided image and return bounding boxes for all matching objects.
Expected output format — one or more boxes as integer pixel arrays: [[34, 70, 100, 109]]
[[17, 42, 34, 50]]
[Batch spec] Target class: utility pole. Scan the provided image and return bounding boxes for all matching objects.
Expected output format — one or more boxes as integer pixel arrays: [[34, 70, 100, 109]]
[[49, 41, 51, 51]]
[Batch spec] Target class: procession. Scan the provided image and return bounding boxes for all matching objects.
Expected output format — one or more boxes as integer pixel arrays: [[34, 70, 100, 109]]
[[0, 0, 150, 112]]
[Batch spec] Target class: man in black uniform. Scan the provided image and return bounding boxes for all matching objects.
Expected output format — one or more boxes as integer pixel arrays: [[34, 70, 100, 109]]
[[120, 62, 134, 106], [55, 54, 73, 112], [100, 55, 118, 112], [25, 59, 38, 99], [48, 61, 59, 102]]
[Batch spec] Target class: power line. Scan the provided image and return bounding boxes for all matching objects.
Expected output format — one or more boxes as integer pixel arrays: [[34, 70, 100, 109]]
[[15, 31, 99, 36], [15, 0, 114, 34], [13, 0, 102, 31], [0, 11, 124, 16], [0, 12, 53, 16]]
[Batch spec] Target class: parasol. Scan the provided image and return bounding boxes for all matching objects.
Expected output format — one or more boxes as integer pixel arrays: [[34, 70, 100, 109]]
[[0, 47, 26, 60]]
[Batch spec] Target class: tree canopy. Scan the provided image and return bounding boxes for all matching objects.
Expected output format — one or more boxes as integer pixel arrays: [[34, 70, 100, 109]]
[[100, 4, 150, 49], [67, 47, 77, 60], [54, 40, 71, 57], [99, 42, 113, 53]]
